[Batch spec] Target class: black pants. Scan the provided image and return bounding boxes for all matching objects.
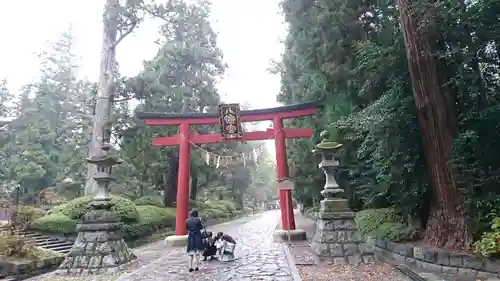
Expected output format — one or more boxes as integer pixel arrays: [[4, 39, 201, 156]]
[[202, 245, 217, 259]]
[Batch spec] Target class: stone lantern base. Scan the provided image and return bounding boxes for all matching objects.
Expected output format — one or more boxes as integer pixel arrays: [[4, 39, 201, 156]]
[[54, 205, 136, 276], [310, 198, 375, 265]]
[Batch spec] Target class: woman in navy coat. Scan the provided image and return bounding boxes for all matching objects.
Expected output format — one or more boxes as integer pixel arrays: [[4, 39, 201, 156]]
[[186, 210, 204, 272]]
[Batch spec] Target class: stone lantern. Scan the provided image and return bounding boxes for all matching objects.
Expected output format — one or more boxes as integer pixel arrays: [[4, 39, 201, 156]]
[[310, 130, 374, 265], [56, 138, 136, 276], [312, 130, 347, 213]]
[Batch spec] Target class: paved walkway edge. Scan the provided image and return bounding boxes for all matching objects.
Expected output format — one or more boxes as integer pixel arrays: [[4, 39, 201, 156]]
[[284, 245, 303, 281]]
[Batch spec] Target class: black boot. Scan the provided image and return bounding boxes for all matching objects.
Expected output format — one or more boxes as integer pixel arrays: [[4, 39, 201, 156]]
[[195, 267, 199, 271], [189, 268, 194, 272], [203, 256, 207, 261]]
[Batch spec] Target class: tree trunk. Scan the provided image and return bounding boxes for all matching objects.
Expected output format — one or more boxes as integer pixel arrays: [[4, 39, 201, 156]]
[[84, 0, 120, 197], [164, 155, 179, 206], [190, 177, 198, 201], [397, 0, 472, 250]]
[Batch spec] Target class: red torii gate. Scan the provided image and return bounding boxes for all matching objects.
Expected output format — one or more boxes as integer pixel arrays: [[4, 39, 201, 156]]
[[136, 101, 317, 236]]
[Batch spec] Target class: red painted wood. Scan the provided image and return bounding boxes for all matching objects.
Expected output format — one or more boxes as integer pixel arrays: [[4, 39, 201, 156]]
[[144, 107, 317, 126], [142, 105, 318, 235], [151, 128, 313, 147], [274, 117, 296, 230], [175, 123, 191, 236]]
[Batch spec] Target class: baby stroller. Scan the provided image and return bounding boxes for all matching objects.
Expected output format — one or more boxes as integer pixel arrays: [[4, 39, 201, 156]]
[[215, 232, 236, 262]]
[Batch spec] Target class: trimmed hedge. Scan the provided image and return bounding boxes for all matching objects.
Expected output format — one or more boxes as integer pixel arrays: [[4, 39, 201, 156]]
[[355, 208, 416, 242], [198, 200, 239, 219], [122, 206, 176, 240], [32, 197, 242, 241], [31, 213, 78, 235], [134, 196, 164, 208], [47, 195, 139, 223]]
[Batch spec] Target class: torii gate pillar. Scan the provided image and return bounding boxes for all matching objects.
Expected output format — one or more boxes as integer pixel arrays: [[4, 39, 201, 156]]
[[274, 117, 295, 230]]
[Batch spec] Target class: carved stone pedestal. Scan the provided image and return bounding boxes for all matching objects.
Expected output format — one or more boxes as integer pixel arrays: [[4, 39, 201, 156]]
[[311, 199, 374, 265], [54, 200, 136, 276]]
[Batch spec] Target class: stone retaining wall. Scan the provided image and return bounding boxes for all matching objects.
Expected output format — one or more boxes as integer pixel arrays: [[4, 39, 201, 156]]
[[372, 239, 500, 279], [0, 255, 65, 278]]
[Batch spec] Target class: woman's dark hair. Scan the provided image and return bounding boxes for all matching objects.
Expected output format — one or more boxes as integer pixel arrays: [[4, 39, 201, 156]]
[[190, 210, 199, 217]]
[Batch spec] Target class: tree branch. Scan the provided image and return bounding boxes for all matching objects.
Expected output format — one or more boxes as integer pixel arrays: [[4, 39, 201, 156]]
[[141, 6, 170, 22], [113, 96, 135, 103], [112, 21, 137, 49]]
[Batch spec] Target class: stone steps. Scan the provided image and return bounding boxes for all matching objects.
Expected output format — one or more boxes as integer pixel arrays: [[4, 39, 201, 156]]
[[18, 231, 73, 255]]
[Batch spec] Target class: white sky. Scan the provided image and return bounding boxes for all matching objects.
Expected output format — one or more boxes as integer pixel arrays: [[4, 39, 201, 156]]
[[0, 0, 286, 110], [0, 0, 286, 155]]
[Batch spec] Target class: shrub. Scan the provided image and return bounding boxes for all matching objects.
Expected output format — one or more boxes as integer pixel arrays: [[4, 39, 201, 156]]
[[134, 196, 164, 208], [31, 213, 78, 235], [122, 206, 176, 240], [355, 208, 416, 242], [370, 222, 417, 242], [11, 205, 45, 231], [473, 217, 500, 258], [0, 232, 25, 257], [0, 232, 61, 259], [201, 208, 227, 220], [203, 200, 237, 215], [48, 196, 139, 223], [355, 208, 400, 234], [215, 200, 237, 213]]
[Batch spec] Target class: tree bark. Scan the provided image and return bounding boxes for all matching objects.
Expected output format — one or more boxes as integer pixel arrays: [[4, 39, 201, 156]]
[[397, 0, 472, 250], [84, 0, 120, 197], [190, 176, 198, 201], [164, 154, 179, 206]]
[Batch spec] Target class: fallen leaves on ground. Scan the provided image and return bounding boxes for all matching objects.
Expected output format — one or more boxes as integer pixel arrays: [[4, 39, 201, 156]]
[[298, 262, 411, 281]]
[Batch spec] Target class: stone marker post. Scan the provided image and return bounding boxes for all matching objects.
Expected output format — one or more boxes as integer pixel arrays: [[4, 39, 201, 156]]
[[310, 131, 374, 265], [56, 140, 136, 276]]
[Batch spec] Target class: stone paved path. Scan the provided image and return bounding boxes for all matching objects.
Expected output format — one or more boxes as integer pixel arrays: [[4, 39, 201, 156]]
[[117, 210, 293, 281]]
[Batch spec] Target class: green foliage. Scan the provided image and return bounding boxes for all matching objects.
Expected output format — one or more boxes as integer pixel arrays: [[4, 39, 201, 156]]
[[197, 200, 240, 220], [11, 205, 45, 231], [355, 208, 416, 242], [122, 206, 176, 240], [31, 213, 78, 235], [48, 196, 139, 223], [0, 231, 60, 259], [0, 232, 25, 257], [370, 222, 417, 242], [33, 204, 177, 240], [134, 196, 164, 208], [473, 218, 500, 258], [355, 208, 400, 234], [211, 200, 237, 214], [278, 0, 500, 250]]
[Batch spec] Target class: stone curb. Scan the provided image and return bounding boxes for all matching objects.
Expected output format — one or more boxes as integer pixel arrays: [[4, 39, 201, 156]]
[[284, 245, 303, 281], [373, 239, 500, 279], [275, 214, 305, 281]]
